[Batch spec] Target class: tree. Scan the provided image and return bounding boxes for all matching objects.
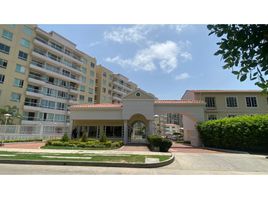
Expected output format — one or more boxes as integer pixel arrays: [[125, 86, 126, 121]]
[[207, 25, 268, 91], [0, 105, 23, 125]]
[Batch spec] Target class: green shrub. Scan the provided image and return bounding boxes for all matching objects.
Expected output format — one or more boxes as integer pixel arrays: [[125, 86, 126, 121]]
[[159, 139, 172, 152], [80, 132, 88, 142], [61, 133, 69, 142], [147, 135, 172, 152], [103, 141, 112, 147], [197, 114, 268, 152], [99, 131, 107, 142]]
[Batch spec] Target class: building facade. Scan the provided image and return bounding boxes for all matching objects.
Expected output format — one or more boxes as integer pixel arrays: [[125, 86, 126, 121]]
[[164, 123, 181, 135], [181, 90, 268, 120], [0, 25, 97, 130]]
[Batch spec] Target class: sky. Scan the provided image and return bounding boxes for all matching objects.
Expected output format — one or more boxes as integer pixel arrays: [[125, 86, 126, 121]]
[[39, 24, 259, 99]]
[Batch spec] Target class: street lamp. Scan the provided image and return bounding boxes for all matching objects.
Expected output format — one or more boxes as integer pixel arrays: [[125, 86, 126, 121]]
[[153, 114, 160, 135], [4, 113, 11, 126]]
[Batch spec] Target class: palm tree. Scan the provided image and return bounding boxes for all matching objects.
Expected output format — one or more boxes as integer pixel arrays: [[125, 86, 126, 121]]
[[0, 105, 23, 125]]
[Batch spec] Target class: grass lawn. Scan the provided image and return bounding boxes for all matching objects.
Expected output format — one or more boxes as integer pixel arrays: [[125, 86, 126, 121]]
[[41, 145, 120, 150], [0, 151, 171, 163]]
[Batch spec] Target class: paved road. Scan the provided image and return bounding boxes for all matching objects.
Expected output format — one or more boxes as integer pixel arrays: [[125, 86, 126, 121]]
[[0, 152, 267, 175]]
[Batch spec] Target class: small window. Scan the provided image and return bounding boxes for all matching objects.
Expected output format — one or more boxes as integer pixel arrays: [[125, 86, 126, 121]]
[[79, 95, 84, 101], [2, 30, 13, 41], [0, 58, 8, 69], [23, 25, 33, 36], [18, 51, 28, 61], [88, 97, 93, 103], [88, 88, 94, 94], [13, 78, 24, 88], [81, 67, 87, 73], [15, 64, 26, 73], [226, 97, 237, 107], [0, 74, 5, 83], [89, 79, 94, 87], [81, 76, 86, 83], [246, 97, 257, 107], [20, 38, 30, 48], [80, 85, 85, 92], [90, 70, 95, 77], [10, 93, 21, 102], [136, 92, 141, 97], [0, 43, 10, 54], [102, 87, 106, 93], [208, 114, 217, 120], [205, 97, 216, 108], [90, 62, 95, 68]]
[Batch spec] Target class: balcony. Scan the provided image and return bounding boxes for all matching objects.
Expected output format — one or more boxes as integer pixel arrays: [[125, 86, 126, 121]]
[[30, 61, 83, 85], [32, 49, 83, 76], [24, 101, 68, 115], [112, 96, 122, 101], [113, 81, 132, 92], [34, 38, 83, 66], [113, 87, 127, 96]]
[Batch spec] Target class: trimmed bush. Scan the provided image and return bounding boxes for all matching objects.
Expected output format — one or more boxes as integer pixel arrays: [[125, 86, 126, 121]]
[[159, 139, 172, 152], [61, 133, 69, 142], [197, 114, 268, 152], [147, 135, 172, 152]]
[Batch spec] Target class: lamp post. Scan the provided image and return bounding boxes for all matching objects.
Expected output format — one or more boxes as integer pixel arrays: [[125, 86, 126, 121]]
[[153, 114, 160, 135], [4, 113, 12, 126]]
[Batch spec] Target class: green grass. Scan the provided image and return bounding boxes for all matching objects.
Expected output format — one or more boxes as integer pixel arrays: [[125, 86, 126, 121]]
[[0, 151, 171, 163], [41, 145, 120, 150]]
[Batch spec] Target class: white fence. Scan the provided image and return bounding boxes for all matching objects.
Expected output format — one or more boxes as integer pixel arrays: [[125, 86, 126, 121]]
[[0, 125, 69, 140]]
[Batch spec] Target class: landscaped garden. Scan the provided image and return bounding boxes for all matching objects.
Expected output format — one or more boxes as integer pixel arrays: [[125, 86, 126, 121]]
[[0, 151, 171, 164], [197, 114, 268, 152], [42, 132, 124, 150]]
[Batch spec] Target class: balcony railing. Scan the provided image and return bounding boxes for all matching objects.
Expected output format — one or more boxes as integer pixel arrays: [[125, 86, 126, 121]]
[[35, 37, 83, 63], [24, 101, 68, 111]]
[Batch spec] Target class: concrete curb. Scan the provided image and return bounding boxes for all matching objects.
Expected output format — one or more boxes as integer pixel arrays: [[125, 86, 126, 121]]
[[204, 147, 249, 154], [0, 154, 175, 168]]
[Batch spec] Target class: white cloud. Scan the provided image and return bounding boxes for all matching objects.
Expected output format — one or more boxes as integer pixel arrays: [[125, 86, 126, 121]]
[[103, 25, 153, 43], [175, 72, 190, 80], [103, 25, 188, 44], [106, 40, 192, 73]]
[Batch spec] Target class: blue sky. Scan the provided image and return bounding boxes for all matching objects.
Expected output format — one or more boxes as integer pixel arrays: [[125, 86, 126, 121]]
[[39, 24, 259, 99]]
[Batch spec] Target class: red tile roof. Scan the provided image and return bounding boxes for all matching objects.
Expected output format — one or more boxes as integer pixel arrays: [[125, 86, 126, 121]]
[[154, 100, 204, 104], [188, 90, 262, 93], [70, 103, 122, 109]]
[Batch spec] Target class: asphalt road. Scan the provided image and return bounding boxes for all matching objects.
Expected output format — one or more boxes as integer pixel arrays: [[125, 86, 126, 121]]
[[0, 152, 267, 175]]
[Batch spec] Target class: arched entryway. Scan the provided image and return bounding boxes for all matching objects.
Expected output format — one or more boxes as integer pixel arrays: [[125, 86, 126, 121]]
[[127, 113, 149, 143]]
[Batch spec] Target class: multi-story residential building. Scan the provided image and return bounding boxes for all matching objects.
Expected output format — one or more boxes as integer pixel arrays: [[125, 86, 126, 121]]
[[166, 113, 182, 126], [95, 65, 139, 104], [0, 25, 97, 130], [95, 64, 113, 104], [181, 90, 268, 120], [112, 74, 137, 104], [164, 123, 181, 135]]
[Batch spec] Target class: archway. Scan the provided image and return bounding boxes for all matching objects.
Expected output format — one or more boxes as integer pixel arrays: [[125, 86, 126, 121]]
[[127, 113, 149, 143]]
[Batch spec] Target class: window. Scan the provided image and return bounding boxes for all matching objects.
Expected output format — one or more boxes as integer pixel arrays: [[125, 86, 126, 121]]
[[81, 76, 86, 83], [0, 43, 10, 54], [246, 97, 257, 107], [88, 97, 93, 103], [103, 72, 107, 77], [208, 114, 217, 120], [81, 67, 87, 73], [18, 51, 28, 61], [56, 102, 66, 110], [226, 97, 237, 107], [13, 78, 24, 88], [2, 30, 13, 40], [80, 85, 85, 92], [89, 79, 94, 87], [0, 58, 7, 69], [79, 95, 84, 101], [90, 62, 95, 68], [90, 70, 95, 77], [88, 88, 94, 94], [23, 25, 33, 36], [10, 93, 21, 102], [102, 87, 106, 93], [20, 38, 30, 48], [55, 114, 66, 122], [0, 74, 5, 83], [135, 92, 141, 97], [205, 97, 216, 108], [15, 64, 25, 73]]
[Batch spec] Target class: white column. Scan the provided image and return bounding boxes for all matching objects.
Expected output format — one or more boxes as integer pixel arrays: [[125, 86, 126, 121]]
[[148, 120, 154, 135], [123, 120, 128, 144]]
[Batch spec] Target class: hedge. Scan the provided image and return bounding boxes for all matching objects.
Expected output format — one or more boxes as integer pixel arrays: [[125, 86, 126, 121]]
[[147, 135, 172, 152], [197, 114, 268, 152]]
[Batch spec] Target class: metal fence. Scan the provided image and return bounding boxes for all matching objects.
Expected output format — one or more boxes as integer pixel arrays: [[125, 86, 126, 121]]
[[0, 125, 69, 140]]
